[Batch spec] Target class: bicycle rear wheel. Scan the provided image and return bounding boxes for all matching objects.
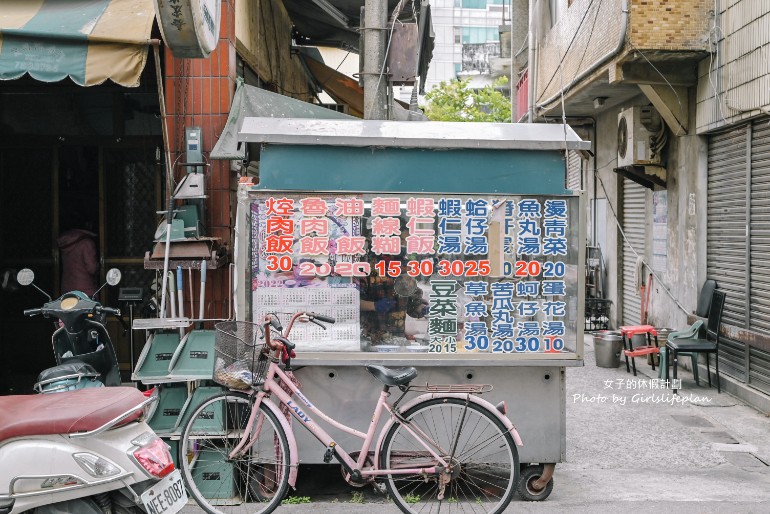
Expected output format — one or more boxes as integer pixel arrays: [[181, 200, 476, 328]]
[[179, 391, 290, 514], [380, 397, 518, 514]]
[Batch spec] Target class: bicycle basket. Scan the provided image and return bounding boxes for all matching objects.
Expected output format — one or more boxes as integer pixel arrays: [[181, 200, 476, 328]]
[[213, 321, 270, 389]]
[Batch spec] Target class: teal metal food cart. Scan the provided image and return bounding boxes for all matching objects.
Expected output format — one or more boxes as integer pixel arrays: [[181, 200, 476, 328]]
[[233, 117, 590, 500]]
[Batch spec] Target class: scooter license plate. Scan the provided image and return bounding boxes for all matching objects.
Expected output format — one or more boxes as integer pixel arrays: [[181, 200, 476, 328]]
[[140, 470, 187, 514]]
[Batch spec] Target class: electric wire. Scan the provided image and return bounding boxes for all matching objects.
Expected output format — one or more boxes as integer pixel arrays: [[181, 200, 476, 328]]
[[627, 41, 684, 124], [708, 0, 728, 124], [535, 0, 598, 104], [593, 167, 690, 316], [335, 50, 351, 71]]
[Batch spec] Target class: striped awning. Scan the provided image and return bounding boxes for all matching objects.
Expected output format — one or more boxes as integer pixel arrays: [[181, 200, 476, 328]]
[[0, 0, 155, 87]]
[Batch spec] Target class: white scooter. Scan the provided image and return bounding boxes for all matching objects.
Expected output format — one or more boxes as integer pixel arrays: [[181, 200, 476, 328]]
[[0, 386, 187, 514]]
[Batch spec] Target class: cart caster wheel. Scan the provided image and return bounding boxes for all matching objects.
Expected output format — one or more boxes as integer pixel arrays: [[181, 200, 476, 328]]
[[518, 464, 553, 501]]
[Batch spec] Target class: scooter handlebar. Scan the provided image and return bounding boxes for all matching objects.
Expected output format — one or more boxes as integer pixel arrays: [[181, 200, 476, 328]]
[[97, 306, 121, 317], [23, 308, 43, 317]]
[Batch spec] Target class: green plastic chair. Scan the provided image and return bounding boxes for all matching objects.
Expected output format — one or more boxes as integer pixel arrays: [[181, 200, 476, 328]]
[[658, 320, 704, 383]]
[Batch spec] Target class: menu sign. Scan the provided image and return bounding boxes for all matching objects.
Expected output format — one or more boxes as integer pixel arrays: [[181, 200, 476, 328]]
[[251, 193, 579, 355]]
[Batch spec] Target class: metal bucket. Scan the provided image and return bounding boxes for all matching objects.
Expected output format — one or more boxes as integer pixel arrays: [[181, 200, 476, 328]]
[[651, 328, 675, 365], [593, 331, 623, 368], [656, 328, 674, 343]]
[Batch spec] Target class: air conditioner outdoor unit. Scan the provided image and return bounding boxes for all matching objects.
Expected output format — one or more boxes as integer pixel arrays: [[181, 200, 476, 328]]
[[617, 106, 663, 168]]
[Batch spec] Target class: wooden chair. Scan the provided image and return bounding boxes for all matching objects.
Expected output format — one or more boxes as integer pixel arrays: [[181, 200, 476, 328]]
[[666, 290, 726, 393]]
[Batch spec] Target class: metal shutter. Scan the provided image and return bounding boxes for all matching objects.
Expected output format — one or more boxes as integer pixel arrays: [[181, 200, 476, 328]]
[[749, 346, 770, 395], [750, 118, 770, 332], [707, 126, 748, 328], [621, 179, 646, 326], [567, 151, 582, 191]]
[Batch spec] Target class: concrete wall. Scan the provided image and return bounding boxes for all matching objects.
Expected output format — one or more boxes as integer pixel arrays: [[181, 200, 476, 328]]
[[591, 109, 622, 326], [644, 92, 705, 330], [582, 92, 707, 331]]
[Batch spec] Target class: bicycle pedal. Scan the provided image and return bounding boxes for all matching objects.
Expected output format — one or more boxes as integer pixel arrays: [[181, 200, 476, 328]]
[[323, 446, 335, 463]]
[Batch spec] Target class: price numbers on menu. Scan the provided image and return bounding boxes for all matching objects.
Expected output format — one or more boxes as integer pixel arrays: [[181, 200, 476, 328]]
[[374, 259, 492, 278]]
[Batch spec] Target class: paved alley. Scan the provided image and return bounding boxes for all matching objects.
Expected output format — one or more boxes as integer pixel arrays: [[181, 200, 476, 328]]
[[182, 334, 770, 513]]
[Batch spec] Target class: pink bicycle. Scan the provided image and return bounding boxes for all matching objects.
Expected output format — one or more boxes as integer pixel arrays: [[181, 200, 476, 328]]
[[179, 312, 522, 514]]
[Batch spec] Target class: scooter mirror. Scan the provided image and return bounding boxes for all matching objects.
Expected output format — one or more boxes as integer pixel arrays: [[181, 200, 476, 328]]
[[106, 268, 122, 286], [16, 268, 34, 286]]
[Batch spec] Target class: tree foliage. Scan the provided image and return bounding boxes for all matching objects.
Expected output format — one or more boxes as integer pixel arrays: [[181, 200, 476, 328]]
[[423, 77, 511, 122]]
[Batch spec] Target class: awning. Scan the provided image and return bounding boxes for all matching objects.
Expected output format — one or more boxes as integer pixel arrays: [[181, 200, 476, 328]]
[[614, 165, 667, 191], [0, 0, 155, 87], [210, 79, 355, 160], [300, 53, 427, 121], [285, 0, 433, 89]]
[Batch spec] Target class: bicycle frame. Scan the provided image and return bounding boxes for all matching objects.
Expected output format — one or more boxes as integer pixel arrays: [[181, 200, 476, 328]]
[[225, 313, 522, 487], [230, 360, 448, 479]]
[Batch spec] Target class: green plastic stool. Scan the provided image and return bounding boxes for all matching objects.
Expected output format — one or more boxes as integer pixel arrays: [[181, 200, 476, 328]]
[[659, 346, 699, 384]]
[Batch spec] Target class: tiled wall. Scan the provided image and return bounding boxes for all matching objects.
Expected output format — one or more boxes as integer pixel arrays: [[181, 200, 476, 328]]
[[163, 0, 237, 321], [536, 0, 624, 107], [628, 0, 710, 50], [536, 0, 709, 107], [696, 0, 770, 133]]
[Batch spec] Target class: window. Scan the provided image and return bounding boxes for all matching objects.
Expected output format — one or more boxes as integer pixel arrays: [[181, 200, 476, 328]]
[[461, 27, 500, 44]]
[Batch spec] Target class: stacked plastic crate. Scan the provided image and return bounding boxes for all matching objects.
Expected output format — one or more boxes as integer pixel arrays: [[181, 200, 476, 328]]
[[132, 326, 229, 494]]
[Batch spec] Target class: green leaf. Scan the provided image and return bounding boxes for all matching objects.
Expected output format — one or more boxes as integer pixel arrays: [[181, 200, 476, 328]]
[[424, 77, 511, 123]]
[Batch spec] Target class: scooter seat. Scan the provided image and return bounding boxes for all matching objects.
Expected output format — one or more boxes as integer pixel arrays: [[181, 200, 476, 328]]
[[0, 387, 146, 443], [37, 360, 100, 383]]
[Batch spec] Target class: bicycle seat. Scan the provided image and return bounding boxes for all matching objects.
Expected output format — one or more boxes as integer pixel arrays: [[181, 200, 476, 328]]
[[366, 364, 417, 386]]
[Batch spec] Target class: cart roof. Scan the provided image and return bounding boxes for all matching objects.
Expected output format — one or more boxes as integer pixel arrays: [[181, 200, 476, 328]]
[[239, 117, 591, 151]]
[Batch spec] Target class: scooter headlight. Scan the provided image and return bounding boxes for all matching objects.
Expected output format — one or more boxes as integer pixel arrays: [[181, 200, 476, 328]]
[[73, 453, 121, 477]]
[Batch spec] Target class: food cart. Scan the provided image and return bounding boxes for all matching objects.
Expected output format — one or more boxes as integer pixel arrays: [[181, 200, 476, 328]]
[[233, 117, 589, 499]]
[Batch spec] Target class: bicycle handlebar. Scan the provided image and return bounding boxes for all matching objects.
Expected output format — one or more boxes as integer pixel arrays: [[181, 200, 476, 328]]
[[261, 311, 337, 356], [311, 313, 336, 324]]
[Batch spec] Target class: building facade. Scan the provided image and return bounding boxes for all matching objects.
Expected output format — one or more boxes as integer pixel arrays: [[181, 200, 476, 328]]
[[0, 0, 340, 392], [426, 0, 509, 91], [529, 0, 770, 409]]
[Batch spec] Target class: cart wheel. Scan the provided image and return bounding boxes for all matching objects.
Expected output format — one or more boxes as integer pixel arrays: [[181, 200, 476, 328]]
[[517, 464, 553, 501]]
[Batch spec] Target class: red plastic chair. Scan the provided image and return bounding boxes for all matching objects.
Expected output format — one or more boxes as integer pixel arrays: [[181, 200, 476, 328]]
[[620, 325, 659, 376]]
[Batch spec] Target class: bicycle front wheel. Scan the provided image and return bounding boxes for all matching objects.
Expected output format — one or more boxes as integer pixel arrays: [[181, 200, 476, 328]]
[[380, 397, 519, 514], [179, 391, 291, 514]]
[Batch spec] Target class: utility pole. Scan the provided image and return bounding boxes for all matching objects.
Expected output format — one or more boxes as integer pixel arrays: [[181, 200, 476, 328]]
[[527, 0, 536, 122], [510, 0, 528, 122], [363, 0, 389, 120]]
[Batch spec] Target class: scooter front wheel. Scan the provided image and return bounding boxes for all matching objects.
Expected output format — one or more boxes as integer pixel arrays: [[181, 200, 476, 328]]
[[178, 392, 290, 514]]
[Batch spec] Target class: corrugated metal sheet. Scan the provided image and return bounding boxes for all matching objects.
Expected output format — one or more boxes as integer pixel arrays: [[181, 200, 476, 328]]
[[748, 345, 770, 395], [707, 126, 748, 328], [750, 118, 770, 332], [719, 336, 747, 383], [621, 179, 646, 326], [567, 151, 582, 191]]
